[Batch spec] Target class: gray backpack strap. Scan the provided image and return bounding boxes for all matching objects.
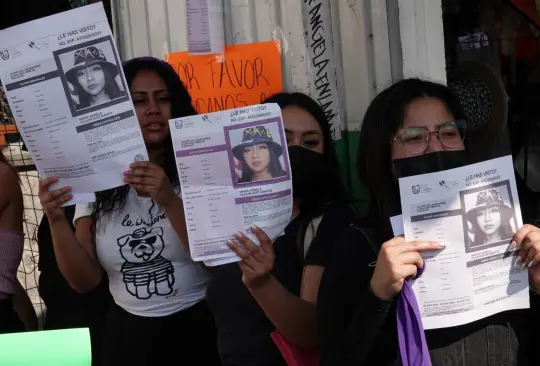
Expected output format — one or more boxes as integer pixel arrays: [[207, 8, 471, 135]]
[[303, 215, 324, 259]]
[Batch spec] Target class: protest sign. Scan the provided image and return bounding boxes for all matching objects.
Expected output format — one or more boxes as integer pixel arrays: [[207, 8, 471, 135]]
[[165, 41, 282, 114], [0, 328, 91, 365]]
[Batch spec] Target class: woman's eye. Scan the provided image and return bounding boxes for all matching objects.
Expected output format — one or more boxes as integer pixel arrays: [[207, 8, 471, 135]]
[[92, 66, 101, 72], [258, 145, 268, 150], [76, 71, 84, 77], [304, 140, 319, 148], [132, 99, 145, 105]]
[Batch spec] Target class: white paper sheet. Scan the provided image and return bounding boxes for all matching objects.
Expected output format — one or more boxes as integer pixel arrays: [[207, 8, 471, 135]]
[[399, 155, 529, 329], [186, 0, 225, 55], [170, 103, 293, 262], [0, 4, 148, 205]]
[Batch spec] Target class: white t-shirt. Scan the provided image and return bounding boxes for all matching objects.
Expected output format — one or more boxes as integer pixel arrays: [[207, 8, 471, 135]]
[[74, 189, 210, 317]]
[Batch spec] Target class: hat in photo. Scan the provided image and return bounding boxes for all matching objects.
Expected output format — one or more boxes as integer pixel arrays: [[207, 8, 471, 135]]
[[65, 46, 119, 85], [232, 126, 282, 161], [466, 188, 514, 223]]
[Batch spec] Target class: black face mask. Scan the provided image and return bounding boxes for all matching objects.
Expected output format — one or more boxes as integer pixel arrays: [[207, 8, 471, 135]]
[[288, 146, 327, 199], [392, 150, 470, 180]]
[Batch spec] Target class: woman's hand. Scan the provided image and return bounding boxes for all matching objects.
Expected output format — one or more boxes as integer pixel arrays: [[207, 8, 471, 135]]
[[511, 224, 540, 291], [227, 225, 275, 290], [369, 236, 445, 300], [124, 161, 176, 207], [38, 176, 72, 223]]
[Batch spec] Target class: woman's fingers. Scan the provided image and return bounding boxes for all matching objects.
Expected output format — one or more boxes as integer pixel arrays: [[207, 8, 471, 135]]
[[251, 225, 273, 254], [512, 224, 538, 250], [38, 176, 58, 192], [397, 241, 445, 254], [227, 239, 259, 270], [42, 186, 72, 204], [399, 264, 419, 280], [520, 235, 540, 268], [398, 252, 424, 269]]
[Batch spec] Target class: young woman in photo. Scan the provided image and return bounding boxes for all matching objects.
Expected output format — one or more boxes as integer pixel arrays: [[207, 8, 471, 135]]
[[467, 188, 515, 247], [318, 78, 540, 366], [39, 57, 220, 366], [206, 92, 357, 366], [65, 46, 124, 110], [233, 126, 286, 184]]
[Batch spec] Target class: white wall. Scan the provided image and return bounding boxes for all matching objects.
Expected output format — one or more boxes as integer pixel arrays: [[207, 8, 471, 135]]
[[112, 0, 395, 134]]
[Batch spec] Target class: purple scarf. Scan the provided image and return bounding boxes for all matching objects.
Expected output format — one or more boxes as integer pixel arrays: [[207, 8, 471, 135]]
[[397, 264, 431, 366]]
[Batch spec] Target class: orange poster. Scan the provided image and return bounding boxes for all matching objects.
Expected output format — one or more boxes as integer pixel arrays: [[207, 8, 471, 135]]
[[165, 41, 282, 114]]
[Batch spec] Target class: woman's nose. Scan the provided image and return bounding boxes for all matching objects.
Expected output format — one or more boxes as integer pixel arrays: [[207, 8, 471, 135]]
[[484, 214, 491, 222], [425, 135, 444, 153]]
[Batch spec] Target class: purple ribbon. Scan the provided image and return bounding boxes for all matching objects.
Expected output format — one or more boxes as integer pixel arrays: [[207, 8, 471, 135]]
[[397, 264, 431, 366]]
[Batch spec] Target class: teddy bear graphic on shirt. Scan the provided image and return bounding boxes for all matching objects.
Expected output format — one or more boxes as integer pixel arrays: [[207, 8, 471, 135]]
[[117, 227, 175, 300]]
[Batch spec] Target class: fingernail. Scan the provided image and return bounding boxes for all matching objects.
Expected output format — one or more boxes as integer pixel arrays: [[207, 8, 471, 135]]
[[226, 240, 234, 246], [123, 171, 130, 175], [511, 241, 518, 250], [515, 257, 522, 267], [251, 225, 260, 231], [521, 261, 528, 270], [234, 232, 243, 240], [529, 260, 536, 268]]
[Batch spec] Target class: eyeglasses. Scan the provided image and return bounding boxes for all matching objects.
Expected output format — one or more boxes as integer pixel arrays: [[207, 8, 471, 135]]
[[390, 120, 467, 154]]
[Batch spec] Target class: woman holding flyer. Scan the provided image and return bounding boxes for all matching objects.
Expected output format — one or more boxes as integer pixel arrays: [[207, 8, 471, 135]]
[[206, 92, 357, 366], [38, 57, 220, 366], [0, 151, 37, 334], [317, 78, 540, 365]]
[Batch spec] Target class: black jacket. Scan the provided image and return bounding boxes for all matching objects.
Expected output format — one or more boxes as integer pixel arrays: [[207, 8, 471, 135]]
[[317, 224, 535, 366]]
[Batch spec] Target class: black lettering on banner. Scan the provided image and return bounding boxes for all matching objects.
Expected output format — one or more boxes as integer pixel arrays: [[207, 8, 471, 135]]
[[168, 56, 271, 114], [304, 0, 338, 137]]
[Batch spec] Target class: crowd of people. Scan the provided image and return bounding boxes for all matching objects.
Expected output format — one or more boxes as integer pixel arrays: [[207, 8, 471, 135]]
[[1, 54, 540, 366]]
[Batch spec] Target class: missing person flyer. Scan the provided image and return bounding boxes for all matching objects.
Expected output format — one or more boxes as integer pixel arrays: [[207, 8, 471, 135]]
[[0, 3, 147, 204], [169, 104, 293, 263], [399, 155, 529, 329]]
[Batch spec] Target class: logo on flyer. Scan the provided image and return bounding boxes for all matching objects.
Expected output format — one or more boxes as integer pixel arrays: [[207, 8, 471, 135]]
[[412, 185, 421, 195], [0, 50, 9, 60], [175, 120, 183, 129]]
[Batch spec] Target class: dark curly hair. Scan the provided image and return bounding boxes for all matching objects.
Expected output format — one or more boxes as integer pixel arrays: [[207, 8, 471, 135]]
[[91, 57, 196, 227]]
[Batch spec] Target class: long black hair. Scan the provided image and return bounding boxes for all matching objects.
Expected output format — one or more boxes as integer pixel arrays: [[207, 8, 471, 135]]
[[263, 92, 351, 247], [357, 78, 465, 239], [92, 57, 196, 226], [73, 65, 124, 110], [238, 143, 285, 183]]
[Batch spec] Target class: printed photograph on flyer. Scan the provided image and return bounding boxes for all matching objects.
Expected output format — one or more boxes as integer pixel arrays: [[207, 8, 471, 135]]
[[460, 180, 519, 253], [224, 118, 291, 189], [53, 35, 128, 117]]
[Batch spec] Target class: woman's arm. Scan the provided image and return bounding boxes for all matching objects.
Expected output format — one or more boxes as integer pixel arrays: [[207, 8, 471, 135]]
[[248, 266, 321, 347], [38, 177, 104, 293], [12, 281, 38, 331], [49, 215, 104, 293], [318, 228, 393, 365]]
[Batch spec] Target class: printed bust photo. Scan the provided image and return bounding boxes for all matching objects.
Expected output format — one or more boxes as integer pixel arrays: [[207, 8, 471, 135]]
[[461, 181, 518, 253], [54, 37, 127, 116], [229, 123, 286, 185]]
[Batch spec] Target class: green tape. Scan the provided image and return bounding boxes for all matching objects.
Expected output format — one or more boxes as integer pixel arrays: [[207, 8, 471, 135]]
[[334, 131, 369, 214], [0, 328, 91, 366]]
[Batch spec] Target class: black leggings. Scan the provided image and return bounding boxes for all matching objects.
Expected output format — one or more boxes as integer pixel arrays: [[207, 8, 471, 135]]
[[0, 299, 25, 334], [100, 300, 222, 366]]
